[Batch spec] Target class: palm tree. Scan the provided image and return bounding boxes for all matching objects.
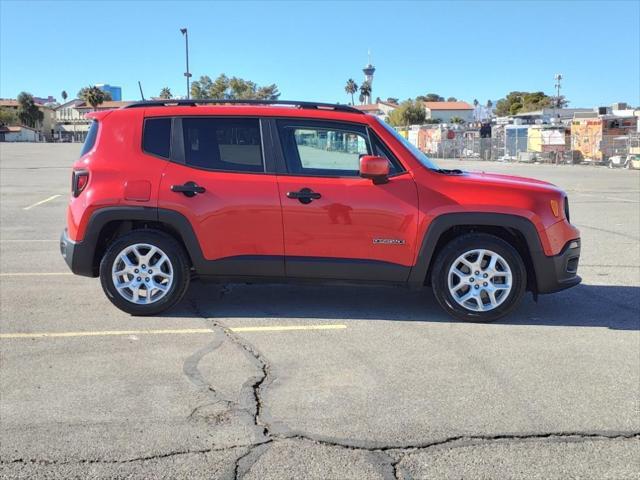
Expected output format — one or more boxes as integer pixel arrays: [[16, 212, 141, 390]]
[[79, 86, 106, 111], [159, 87, 172, 99], [61, 90, 68, 102], [359, 81, 371, 104], [473, 99, 479, 107], [486, 99, 493, 109], [344, 79, 358, 105]]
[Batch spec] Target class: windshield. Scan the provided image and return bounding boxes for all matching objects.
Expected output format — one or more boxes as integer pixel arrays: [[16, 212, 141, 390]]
[[376, 118, 439, 170]]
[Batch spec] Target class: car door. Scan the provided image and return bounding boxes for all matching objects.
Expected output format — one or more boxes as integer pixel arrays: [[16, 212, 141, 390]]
[[157, 116, 284, 276], [274, 119, 419, 281]]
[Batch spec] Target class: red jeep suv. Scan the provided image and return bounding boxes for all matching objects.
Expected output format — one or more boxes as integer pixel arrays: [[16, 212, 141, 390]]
[[60, 100, 581, 321]]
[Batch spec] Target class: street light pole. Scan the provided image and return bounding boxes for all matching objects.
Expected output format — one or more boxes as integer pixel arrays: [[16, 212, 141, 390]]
[[180, 28, 192, 99]]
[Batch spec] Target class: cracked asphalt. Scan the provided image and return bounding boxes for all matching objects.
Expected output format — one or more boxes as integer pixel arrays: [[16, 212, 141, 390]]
[[1, 144, 639, 479]]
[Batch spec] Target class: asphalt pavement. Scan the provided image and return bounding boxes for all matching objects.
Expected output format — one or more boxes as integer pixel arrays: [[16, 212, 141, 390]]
[[1, 143, 638, 479]]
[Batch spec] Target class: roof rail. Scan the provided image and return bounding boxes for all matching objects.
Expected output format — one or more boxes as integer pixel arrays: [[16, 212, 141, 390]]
[[122, 99, 364, 114]]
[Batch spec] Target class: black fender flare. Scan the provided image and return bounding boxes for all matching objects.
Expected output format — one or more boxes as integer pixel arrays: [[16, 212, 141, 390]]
[[407, 212, 545, 289], [68, 206, 208, 277]]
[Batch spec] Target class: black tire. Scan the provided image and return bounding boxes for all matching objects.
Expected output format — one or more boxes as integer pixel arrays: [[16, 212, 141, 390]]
[[431, 233, 527, 322], [99, 230, 190, 316]]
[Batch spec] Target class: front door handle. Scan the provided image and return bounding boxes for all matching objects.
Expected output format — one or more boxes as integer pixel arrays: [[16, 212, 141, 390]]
[[171, 181, 206, 198], [286, 188, 321, 204]]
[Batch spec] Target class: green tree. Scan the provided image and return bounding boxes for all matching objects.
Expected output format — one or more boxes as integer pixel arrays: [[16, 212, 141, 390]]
[[190, 73, 279, 100], [78, 86, 107, 110], [190, 75, 213, 99], [61, 90, 68, 102], [344, 78, 358, 105], [447, 97, 458, 102], [210, 74, 230, 98], [359, 81, 372, 103], [16, 92, 44, 128], [0, 107, 18, 126], [416, 93, 444, 102], [255, 84, 280, 100], [450, 116, 465, 124], [486, 99, 493, 109], [159, 87, 172, 99], [385, 97, 399, 105], [473, 99, 479, 107], [387, 99, 426, 127], [495, 91, 554, 116]]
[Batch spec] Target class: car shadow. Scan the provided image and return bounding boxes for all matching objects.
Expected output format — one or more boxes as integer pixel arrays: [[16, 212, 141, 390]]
[[171, 281, 639, 331]]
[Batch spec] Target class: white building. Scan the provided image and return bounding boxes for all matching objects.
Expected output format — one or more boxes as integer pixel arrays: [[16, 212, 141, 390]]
[[424, 101, 474, 123], [353, 101, 397, 121], [0, 125, 39, 142], [54, 99, 131, 141]]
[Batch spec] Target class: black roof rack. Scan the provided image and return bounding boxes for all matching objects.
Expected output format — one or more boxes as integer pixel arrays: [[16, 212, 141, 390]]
[[123, 99, 363, 114]]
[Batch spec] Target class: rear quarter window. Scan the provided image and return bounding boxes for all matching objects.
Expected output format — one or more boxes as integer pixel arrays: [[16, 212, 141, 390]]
[[143, 118, 171, 158], [80, 120, 99, 156]]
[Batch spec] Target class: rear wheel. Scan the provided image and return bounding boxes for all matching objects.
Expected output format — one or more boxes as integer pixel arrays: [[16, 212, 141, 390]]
[[431, 233, 526, 322], [100, 230, 190, 315]]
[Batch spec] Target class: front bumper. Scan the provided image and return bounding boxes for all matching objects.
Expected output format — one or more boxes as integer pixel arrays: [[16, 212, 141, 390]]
[[60, 229, 96, 277], [534, 238, 581, 294]]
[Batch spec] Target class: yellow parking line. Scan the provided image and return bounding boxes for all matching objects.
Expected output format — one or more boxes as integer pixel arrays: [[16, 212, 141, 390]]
[[0, 272, 72, 277], [23, 194, 62, 210], [0, 325, 348, 339]]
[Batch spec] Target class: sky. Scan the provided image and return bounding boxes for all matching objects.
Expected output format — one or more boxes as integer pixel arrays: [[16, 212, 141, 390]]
[[1, 0, 639, 107]]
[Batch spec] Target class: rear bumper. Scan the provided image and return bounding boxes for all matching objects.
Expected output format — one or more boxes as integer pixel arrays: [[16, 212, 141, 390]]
[[60, 229, 96, 277], [533, 238, 581, 294]]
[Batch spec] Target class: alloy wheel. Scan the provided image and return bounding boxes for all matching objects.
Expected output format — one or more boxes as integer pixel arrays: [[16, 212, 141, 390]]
[[447, 249, 513, 312], [111, 243, 174, 304]]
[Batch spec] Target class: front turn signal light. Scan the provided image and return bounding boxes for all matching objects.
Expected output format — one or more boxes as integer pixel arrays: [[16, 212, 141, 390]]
[[550, 199, 560, 217]]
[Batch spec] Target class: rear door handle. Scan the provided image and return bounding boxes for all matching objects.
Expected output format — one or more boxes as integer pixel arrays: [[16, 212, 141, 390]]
[[286, 188, 321, 204], [171, 181, 206, 197]]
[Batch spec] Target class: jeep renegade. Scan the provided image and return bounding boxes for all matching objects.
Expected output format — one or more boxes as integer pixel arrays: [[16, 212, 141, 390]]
[[60, 100, 581, 321]]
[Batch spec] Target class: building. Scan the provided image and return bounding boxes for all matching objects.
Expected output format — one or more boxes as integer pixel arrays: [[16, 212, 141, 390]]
[[527, 125, 568, 153], [571, 115, 638, 162], [0, 125, 39, 142], [512, 108, 594, 125], [423, 101, 474, 123], [54, 99, 131, 141], [0, 99, 55, 141], [33, 95, 57, 105], [353, 101, 397, 120], [96, 84, 122, 101]]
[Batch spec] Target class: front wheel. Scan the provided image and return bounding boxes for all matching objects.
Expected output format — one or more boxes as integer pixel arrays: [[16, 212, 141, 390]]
[[431, 233, 527, 322], [100, 230, 190, 315]]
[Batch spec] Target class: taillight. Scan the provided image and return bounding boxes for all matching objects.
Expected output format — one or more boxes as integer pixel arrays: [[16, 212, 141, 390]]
[[72, 171, 89, 197]]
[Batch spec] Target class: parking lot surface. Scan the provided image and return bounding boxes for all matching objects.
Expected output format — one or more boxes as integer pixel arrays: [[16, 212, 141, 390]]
[[1, 143, 638, 479]]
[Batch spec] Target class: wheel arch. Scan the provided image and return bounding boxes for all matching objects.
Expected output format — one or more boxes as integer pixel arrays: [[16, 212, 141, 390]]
[[409, 213, 545, 292], [77, 207, 206, 277]]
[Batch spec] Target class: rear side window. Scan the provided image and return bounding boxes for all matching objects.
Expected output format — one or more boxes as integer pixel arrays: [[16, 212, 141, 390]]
[[80, 120, 98, 156], [182, 118, 264, 173], [143, 118, 171, 158]]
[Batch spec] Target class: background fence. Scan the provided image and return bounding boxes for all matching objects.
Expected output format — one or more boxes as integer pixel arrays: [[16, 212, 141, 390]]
[[405, 129, 640, 165]]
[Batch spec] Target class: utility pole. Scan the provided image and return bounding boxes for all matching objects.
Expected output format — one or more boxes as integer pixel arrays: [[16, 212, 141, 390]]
[[554, 73, 563, 109], [180, 28, 192, 99]]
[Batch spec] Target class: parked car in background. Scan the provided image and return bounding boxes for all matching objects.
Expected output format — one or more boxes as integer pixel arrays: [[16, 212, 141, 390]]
[[607, 155, 629, 168], [628, 154, 640, 170]]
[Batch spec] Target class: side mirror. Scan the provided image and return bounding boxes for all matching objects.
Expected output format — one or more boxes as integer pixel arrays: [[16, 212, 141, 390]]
[[359, 155, 389, 184]]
